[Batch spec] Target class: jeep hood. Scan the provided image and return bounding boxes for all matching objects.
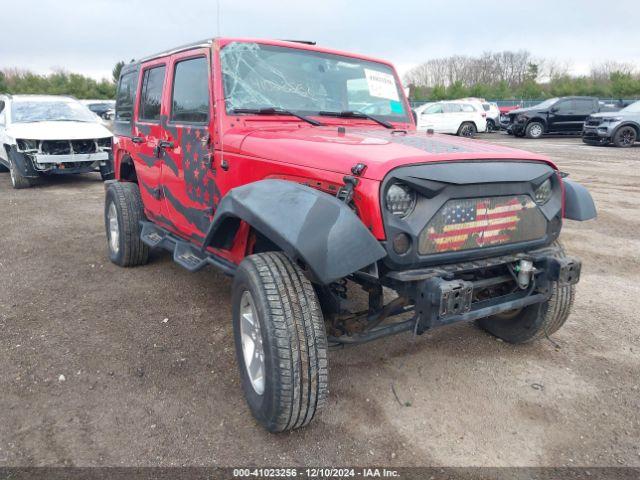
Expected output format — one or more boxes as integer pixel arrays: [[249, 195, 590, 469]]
[[228, 125, 555, 180], [6, 121, 112, 141]]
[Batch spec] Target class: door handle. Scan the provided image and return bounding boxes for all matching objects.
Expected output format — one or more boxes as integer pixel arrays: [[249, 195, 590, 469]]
[[131, 136, 145, 144], [154, 140, 175, 158]]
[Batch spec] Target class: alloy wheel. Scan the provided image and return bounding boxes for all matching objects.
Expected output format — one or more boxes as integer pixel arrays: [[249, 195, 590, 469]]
[[239, 290, 265, 395], [107, 202, 120, 254]]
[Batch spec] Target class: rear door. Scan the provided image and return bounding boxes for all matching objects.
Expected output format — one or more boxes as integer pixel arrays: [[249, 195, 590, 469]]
[[159, 49, 216, 241], [131, 60, 168, 220]]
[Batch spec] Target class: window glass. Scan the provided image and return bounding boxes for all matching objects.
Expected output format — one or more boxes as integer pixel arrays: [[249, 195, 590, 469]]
[[220, 42, 408, 121], [461, 104, 475, 112], [554, 100, 573, 113], [116, 72, 138, 121], [0, 100, 5, 114], [139, 65, 166, 121], [445, 103, 463, 113], [574, 99, 594, 114], [424, 103, 443, 114], [171, 57, 210, 123], [482, 103, 490, 111]]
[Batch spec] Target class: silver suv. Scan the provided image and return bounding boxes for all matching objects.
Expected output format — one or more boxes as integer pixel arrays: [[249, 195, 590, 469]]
[[583, 100, 640, 148]]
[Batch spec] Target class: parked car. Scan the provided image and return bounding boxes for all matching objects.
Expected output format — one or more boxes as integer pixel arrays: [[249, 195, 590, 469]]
[[415, 100, 487, 136], [505, 96, 619, 139], [459, 98, 500, 132], [81, 99, 116, 120], [499, 104, 523, 130], [106, 37, 595, 432], [582, 100, 640, 148], [0, 94, 114, 188]]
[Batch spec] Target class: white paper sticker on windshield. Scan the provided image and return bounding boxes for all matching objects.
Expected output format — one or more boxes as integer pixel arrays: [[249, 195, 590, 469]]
[[364, 69, 399, 101]]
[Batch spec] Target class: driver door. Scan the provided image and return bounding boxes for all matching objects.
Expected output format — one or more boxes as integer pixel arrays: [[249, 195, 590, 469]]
[[419, 103, 445, 131]]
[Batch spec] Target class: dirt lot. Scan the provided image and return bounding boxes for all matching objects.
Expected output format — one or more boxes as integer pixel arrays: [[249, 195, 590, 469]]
[[0, 135, 638, 468]]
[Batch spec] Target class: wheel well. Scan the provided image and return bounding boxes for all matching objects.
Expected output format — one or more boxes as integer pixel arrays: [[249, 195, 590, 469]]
[[527, 118, 546, 128], [614, 122, 640, 136], [118, 154, 137, 182]]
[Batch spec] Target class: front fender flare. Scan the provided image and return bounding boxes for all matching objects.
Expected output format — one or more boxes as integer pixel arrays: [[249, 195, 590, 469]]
[[563, 179, 597, 221], [203, 180, 387, 285]]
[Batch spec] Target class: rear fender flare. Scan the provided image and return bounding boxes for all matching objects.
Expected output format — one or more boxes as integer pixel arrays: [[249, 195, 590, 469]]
[[203, 180, 387, 285], [563, 178, 597, 221]]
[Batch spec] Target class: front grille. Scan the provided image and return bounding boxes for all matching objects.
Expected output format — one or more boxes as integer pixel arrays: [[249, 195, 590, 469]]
[[41, 140, 71, 155], [71, 140, 97, 154], [418, 195, 547, 255], [585, 117, 601, 126]]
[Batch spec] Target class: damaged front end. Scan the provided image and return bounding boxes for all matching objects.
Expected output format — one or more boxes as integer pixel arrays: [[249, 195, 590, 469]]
[[325, 160, 592, 345], [12, 137, 113, 177]]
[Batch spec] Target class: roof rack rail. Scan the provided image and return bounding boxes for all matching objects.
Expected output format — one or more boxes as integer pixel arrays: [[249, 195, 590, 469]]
[[280, 39, 316, 45]]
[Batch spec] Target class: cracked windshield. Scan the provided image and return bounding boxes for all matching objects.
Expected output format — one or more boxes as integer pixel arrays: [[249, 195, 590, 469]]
[[220, 42, 409, 120]]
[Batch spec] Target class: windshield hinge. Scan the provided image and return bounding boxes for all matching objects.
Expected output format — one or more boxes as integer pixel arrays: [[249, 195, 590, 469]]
[[337, 175, 359, 204]]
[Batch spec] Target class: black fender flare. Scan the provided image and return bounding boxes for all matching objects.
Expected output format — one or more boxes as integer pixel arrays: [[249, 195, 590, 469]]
[[203, 179, 387, 285], [563, 179, 596, 221]]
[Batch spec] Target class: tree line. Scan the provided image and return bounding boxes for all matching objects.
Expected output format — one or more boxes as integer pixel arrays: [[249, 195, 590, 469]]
[[0, 62, 126, 100], [404, 51, 640, 101]]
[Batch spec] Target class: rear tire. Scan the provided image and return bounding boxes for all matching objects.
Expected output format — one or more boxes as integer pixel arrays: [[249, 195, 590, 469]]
[[232, 252, 328, 432], [612, 126, 637, 148], [525, 121, 544, 139], [477, 242, 575, 344], [457, 122, 477, 137], [486, 119, 496, 132], [104, 182, 149, 267]]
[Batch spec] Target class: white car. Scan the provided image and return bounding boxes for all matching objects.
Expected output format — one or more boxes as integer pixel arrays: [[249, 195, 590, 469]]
[[415, 100, 487, 136], [0, 95, 114, 189]]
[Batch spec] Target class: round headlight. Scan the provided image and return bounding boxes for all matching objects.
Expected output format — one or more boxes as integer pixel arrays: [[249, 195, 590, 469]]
[[385, 183, 416, 218], [534, 178, 552, 205]]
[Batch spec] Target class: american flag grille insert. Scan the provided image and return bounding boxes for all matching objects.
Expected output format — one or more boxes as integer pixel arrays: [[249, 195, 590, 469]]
[[418, 195, 547, 254]]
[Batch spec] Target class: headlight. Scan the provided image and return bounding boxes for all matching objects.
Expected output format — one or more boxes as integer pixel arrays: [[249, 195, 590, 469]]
[[604, 117, 623, 122], [534, 178, 552, 205], [16, 139, 39, 151], [385, 183, 416, 218]]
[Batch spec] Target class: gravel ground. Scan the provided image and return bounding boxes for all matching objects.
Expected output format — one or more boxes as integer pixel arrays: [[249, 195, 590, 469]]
[[0, 135, 638, 467]]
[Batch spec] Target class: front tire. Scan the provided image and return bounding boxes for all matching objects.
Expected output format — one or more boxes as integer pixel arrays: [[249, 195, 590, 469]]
[[100, 162, 115, 181], [9, 157, 33, 189], [478, 243, 575, 344], [612, 126, 637, 148], [232, 252, 328, 432], [104, 182, 149, 267], [525, 121, 544, 139], [457, 122, 477, 137]]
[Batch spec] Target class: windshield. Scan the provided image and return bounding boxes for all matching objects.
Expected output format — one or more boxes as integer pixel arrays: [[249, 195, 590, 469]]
[[11, 100, 98, 123], [531, 98, 560, 109], [621, 100, 640, 113], [220, 42, 409, 121]]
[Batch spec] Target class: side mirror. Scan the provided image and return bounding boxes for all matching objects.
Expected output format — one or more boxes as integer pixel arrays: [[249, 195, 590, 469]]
[[550, 107, 558, 113]]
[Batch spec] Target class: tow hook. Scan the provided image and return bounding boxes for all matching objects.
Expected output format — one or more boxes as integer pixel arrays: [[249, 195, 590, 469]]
[[515, 259, 534, 289]]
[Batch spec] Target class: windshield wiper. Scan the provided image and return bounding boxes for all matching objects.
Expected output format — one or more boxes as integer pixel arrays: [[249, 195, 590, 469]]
[[231, 107, 324, 126], [318, 110, 394, 129]]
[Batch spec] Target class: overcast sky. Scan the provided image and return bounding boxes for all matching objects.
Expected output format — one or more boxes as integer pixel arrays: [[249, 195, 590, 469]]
[[1, 0, 639, 81]]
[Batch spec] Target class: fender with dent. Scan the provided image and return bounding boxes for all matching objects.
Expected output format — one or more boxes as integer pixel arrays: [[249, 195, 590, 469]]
[[202, 179, 387, 285], [563, 178, 597, 221]]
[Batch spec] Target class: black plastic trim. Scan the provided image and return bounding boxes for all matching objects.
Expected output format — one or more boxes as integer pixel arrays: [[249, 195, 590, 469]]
[[203, 179, 387, 285]]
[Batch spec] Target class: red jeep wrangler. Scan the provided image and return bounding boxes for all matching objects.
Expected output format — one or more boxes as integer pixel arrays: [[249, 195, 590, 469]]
[[106, 38, 596, 432]]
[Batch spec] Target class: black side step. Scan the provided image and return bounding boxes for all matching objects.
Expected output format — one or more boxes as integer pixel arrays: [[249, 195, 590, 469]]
[[139, 221, 236, 276]]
